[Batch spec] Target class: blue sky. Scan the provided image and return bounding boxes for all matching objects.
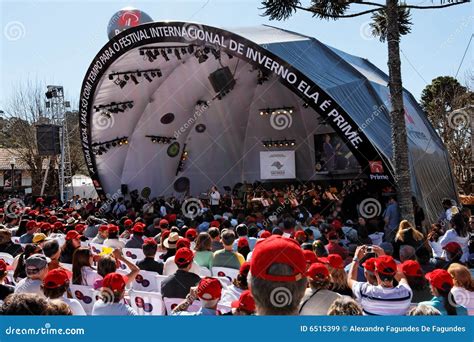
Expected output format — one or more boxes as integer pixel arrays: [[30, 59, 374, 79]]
[[1, 0, 472, 110]]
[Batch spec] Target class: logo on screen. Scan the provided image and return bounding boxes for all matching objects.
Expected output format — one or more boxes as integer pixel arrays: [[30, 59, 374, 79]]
[[369, 161, 384, 174], [271, 161, 284, 170]]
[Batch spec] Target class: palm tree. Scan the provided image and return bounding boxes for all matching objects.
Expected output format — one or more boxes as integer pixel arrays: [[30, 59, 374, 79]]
[[260, 0, 469, 222]]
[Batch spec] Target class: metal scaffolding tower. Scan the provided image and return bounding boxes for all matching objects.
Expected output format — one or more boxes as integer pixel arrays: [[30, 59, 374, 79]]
[[45, 85, 73, 202]]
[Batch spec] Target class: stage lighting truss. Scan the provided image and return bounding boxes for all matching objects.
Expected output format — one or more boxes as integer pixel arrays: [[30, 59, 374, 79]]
[[176, 144, 188, 175], [139, 44, 227, 65], [94, 101, 134, 117], [259, 107, 295, 116], [92, 137, 128, 156], [145, 135, 177, 144], [108, 69, 163, 88], [262, 139, 296, 148]]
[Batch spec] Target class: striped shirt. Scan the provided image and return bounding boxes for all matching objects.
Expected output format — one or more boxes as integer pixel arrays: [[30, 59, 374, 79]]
[[352, 281, 412, 315]]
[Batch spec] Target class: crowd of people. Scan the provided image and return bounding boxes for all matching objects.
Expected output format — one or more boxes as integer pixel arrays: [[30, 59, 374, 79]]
[[0, 183, 473, 316]]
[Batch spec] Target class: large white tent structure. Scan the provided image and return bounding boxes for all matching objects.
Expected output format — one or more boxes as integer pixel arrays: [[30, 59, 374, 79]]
[[80, 22, 456, 223]]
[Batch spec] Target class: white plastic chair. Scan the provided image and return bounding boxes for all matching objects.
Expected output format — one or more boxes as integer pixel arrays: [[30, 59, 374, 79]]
[[129, 289, 165, 315], [211, 267, 239, 281], [155, 274, 168, 292], [69, 284, 99, 315], [132, 270, 159, 292], [123, 248, 145, 262], [163, 297, 201, 315], [0, 252, 14, 266], [200, 266, 212, 277]]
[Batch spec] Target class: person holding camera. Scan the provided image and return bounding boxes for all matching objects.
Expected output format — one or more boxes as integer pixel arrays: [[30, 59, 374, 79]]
[[348, 245, 412, 315]]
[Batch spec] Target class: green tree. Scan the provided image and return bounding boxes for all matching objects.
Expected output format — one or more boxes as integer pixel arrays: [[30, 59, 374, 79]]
[[260, 0, 469, 223], [421, 76, 473, 193]]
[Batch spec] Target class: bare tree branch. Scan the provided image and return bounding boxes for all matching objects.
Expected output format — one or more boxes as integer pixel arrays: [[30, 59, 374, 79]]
[[295, 5, 382, 18], [400, 1, 470, 10]]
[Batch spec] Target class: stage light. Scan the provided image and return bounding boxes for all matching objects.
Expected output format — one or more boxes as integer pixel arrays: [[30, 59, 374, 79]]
[[145, 135, 176, 144], [94, 101, 134, 117], [174, 49, 181, 60], [144, 73, 153, 82], [161, 50, 170, 61], [124, 74, 130, 81], [188, 45, 195, 54], [127, 102, 133, 109], [130, 75, 139, 84], [167, 48, 172, 54], [139, 50, 145, 56], [257, 69, 270, 85], [181, 47, 187, 55], [108, 74, 114, 80], [211, 48, 220, 60], [136, 70, 142, 77], [303, 102, 309, 108], [157, 69, 162, 77], [146, 50, 155, 62]]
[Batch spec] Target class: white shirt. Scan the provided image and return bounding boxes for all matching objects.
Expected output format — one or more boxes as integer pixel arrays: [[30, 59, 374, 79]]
[[15, 278, 44, 296], [299, 288, 342, 315], [104, 238, 125, 249], [451, 286, 474, 315], [439, 229, 469, 262], [92, 299, 136, 316], [162, 257, 202, 276], [352, 281, 412, 315], [81, 267, 101, 286], [210, 191, 221, 205], [61, 295, 86, 315], [220, 284, 243, 306]]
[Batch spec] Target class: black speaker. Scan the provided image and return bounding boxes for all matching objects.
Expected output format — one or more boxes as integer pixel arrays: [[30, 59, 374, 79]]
[[121, 184, 128, 195], [36, 124, 61, 156], [208, 66, 235, 94]]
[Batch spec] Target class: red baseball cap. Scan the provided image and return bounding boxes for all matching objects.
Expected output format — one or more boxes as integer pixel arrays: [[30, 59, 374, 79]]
[[238, 237, 249, 248], [185, 228, 198, 239], [327, 231, 339, 240], [176, 238, 191, 250], [75, 224, 85, 233], [108, 225, 119, 233], [374, 255, 397, 275], [174, 247, 194, 267], [425, 269, 453, 291], [303, 250, 318, 265], [131, 223, 145, 233], [43, 269, 70, 289], [124, 219, 133, 226], [36, 197, 45, 203], [443, 242, 462, 255], [239, 262, 251, 276], [48, 215, 58, 223], [40, 222, 51, 231], [65, 230, 82, 241], [331, 219, 342, 230], [250, 235, 306, 282], [102, 272, 128, 292], [197, 277, 222, 300], [306, 262, 330, 280], [143, 237, 157, 246], [26, 220, 37, 230], [260, 231, 271, 239], [294, 230, 306, 240], [99, 224, 109, 232], [0, 260, 7, 272], [231, 290, 256, 313], [159, 219, 169, 227], [319, 254, 344, 269], [53, 222, 64, 231], [210, 220, 220, 228], [401, 260, 423, 277], [362, 257, 377, 273]]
